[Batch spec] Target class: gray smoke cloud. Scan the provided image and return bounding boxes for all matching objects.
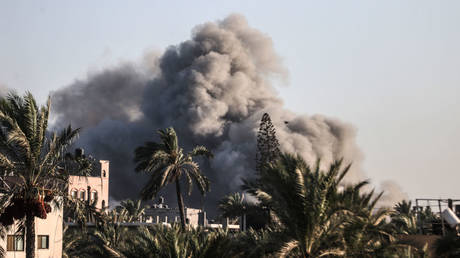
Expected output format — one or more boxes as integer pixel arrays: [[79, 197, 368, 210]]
[[377, 180, 409, 208], [51, 14, 399, 215]]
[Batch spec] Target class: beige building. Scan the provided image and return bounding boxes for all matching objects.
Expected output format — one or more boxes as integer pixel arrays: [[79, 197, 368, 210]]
[[144, 204, 203, 226], [143, 198, 240, 230], [0, 203, 63, 258], [68, 160, 109, 210], [0, 160, 109, 258]]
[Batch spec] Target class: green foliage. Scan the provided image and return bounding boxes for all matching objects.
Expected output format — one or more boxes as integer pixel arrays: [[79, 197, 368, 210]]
[[243, 153, 411, 257], [116, 199, 145, 222], [218, 192, 271, 230], [64, 151, 432, 258], [64, 222, 282, 258], [0, 94, 432, 257], [256, 113, 280, 172], [219, 192, 247, 219], [395, 200, 413, 216], [133, 127, 212, 229], [0, 92, 84, 199], [391, 200, 418, 235], [0, 92, 89, 258], [248, 154, 352, 257]]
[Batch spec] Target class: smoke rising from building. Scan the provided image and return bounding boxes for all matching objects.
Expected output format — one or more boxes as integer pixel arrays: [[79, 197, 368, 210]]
[[51, 14, 402, 214]]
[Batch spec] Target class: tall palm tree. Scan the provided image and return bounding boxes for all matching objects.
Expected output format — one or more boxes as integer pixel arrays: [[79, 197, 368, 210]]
[[134, 127, 212, 229], [339, 189, 396, 256], [219, 192, 247, 219], [0, 92, 83, 258], [246, 153, 352, 257]]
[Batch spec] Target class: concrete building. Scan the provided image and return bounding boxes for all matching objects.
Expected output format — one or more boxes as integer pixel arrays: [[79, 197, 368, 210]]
[[0, 204, 63, 258], [0, 159, 109, 258], [142, 197, 239, 230], [143, 197, 203, 226], [68, 160, 110, 210]]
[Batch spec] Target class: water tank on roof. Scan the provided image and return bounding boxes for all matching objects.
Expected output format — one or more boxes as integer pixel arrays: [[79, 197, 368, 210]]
[[442, 208, 460, 228]]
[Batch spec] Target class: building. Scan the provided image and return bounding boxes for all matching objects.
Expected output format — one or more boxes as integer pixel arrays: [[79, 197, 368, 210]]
[[143, 197, 239, 230], [68, 160, 109, 210], [0, 202, 63, 258], [0, 159, 109, 258], [143, 197, 203, 226]]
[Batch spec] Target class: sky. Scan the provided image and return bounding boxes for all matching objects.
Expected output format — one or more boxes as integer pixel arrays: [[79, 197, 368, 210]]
[[0, 1, 459, 201]]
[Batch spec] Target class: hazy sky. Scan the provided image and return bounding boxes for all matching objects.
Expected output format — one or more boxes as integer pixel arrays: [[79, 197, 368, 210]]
[[1, 1, 459, 201]]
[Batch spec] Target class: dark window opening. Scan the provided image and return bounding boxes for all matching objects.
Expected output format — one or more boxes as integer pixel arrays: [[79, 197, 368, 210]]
[[38, 235, 49, 249], [7, 235, 24, 251]]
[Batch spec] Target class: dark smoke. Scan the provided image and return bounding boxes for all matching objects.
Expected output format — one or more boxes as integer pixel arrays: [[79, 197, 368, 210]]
[[51, 14, 399, 215]]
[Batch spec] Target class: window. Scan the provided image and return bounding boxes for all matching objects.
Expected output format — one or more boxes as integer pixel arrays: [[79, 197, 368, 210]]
[[7, 235, 24, 251], [90, 191, 97, 201], [71, 190, 77, 199], [37, 235, 49, 249], [79, 190, 85, 200]]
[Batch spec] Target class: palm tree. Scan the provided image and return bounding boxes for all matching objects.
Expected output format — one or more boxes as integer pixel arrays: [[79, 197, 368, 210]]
[[0, 92, 84, 258], [116, 199, 145, 222], [246, 153, 352, 257], [339, 189, 396, 256], [123, 224, 238, 258], [394, 200, 413, 216], [90, 209, 130, 257], [121, 226, 163, 258], [126, 224, 196, 257], [63, 196, 106, 230], [391, 200, 418, 235], [231, 228, 284, 258], [62, 225, 89, 258], [134, 127, 212, 229], [218, 192, 270, 230], [219, 192, 247, 220], [63, 209, 130, 258]]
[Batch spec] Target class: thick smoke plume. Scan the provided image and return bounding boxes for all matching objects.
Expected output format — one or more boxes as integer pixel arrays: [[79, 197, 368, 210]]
[[52, 15, 398, 214]]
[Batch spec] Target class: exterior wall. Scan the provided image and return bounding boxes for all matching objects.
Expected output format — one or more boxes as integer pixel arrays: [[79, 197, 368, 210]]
[[143, 207, 202, 226], [0, 204, 63, 258], [0, 160, 110, 257], [185, 208, 202, 226], [68, 160, 109, 210], [144, 207, 181, 224]]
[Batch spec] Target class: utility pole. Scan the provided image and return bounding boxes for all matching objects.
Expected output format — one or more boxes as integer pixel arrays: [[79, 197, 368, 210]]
[[415, 199, 420, 234], [438, 199, 446, 236]]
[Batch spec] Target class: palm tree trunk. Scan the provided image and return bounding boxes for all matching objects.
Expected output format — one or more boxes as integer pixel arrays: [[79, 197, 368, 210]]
[[175, 179, 186, 229], [25, 210, 35, 258]]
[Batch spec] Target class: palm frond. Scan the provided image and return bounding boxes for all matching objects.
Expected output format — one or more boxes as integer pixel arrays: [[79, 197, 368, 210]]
[[188, 145, 213, 159]]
